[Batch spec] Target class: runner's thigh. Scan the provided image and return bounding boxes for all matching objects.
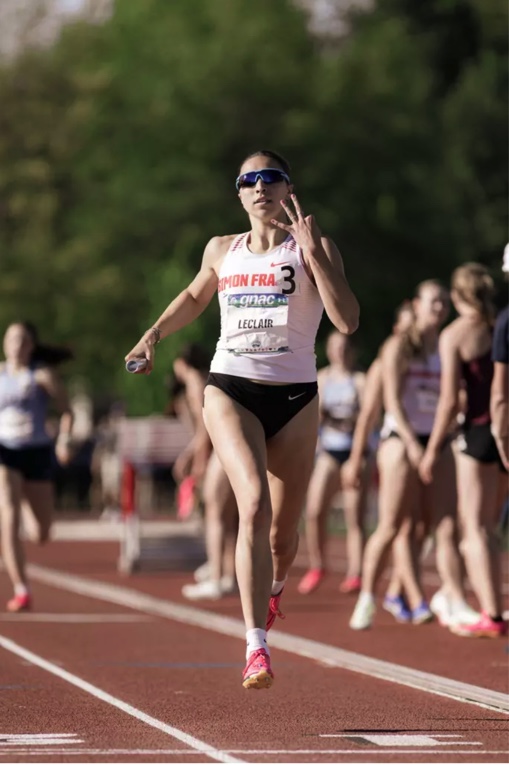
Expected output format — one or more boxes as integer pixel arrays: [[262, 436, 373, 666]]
[[203, 385, 268, 504], [267, 395, 319, 531]]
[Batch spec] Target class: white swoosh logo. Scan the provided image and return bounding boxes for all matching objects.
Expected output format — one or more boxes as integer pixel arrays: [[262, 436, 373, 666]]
[[288, 392, 306, 401]]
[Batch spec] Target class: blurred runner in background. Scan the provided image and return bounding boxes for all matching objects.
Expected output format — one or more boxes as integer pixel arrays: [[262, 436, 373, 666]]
[[350, 281, 472, 630], [0, 321, 73, 612], [170, 343, 237, 601], [343, 299, 420, 623], [298, 330, 367, 596], [420, 263, 507, 637]]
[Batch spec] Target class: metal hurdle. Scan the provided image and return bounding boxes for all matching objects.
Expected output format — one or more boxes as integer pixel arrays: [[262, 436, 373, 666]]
[[117, 416, 205, 574]]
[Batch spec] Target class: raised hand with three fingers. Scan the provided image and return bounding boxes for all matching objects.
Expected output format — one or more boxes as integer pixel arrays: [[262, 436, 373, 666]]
[[271, 194, 322, 254]]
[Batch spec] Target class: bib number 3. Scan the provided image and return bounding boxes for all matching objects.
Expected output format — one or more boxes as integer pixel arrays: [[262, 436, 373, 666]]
[[281, 265, 296, 295]]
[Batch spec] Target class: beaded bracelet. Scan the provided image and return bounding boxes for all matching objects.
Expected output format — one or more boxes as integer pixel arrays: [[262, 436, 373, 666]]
[[146, 327, 161, 344]]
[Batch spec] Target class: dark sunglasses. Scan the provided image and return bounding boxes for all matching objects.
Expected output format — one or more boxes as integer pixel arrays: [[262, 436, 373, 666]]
[[235, 167, 290, 191]]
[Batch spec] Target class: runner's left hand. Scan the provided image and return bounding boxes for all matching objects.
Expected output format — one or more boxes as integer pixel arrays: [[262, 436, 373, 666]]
[[418, 450, 436, 484], [271, 194, 322, 252]]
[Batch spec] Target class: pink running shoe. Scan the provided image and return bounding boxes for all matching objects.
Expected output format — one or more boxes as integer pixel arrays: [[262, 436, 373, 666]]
[[450, 612, 508, 638], [339, 575, 362, 594], [298, 568, 327, 595], [266, 589, 286, 631], [6, 593, 31, 613], [242, 649, 274, 689]]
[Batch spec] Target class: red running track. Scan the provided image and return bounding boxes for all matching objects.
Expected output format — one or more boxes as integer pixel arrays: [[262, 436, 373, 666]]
[[0, 538, 507, 764]]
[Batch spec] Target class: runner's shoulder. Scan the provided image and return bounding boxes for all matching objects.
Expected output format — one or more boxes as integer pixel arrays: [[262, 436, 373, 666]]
[[439, 318, 466, 349], [203, 234, 241, 267]]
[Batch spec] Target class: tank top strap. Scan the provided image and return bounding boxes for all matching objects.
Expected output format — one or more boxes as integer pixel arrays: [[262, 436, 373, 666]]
[[227, 233, 249, 256]]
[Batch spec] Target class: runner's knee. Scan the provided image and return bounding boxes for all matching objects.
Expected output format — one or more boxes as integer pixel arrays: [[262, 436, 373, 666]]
[[434, 515, 456, 543], [238, 491, 271, 531], [270, 531, 298, 561]]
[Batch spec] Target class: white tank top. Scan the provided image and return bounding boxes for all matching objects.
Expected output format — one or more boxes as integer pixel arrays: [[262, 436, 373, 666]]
[[382, 351, 441, 437], [319, 372, 360, 451], [210, 233, 324, 383]]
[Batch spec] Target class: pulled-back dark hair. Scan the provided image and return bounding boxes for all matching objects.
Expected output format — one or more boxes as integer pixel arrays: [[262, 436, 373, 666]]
[[238, 149, 291, 176], [21, 322, 73, 367]]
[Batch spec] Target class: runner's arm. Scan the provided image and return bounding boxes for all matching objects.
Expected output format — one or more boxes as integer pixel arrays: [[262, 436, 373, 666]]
[[306, 237, 359, 335], [152, 237, 224, 340], [348, 359, 383, 466], [491, 361, 509, 470], [37, 367, 73, 438], [424, 328, 461, 458], [125, 237, 227, 371], [381, 336, 417, 450]]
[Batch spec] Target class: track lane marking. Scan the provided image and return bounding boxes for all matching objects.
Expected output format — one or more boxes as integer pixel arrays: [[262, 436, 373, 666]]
[[0, 636, 244, 765], [0, 749, 507, 757], [0, 614, 152, 623], [21, 562, 509, 715]]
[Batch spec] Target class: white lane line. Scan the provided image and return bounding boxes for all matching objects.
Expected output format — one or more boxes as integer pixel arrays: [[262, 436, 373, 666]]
[[25, 562, 509, 715], [0, 735, 79, 739], [0, 636, 243, 765], [0, 614, 151, 623], [0, 741, 85, 747], [0, 749, 507, 757], [330, 734, 482, 746]]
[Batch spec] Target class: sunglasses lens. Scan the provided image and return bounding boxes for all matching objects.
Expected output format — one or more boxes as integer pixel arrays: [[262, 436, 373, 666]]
[[236, 169, 289, 189], [237, 173, 255, 189]]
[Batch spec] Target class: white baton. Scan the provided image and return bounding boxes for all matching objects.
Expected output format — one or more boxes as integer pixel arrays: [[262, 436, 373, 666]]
[[125, 358, 148, 373]]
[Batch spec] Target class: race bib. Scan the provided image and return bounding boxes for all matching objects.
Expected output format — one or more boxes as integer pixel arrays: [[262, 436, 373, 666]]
[[225, 292, 290, 354], [0, 406, 34, 441], [416, 387, 438, 414]]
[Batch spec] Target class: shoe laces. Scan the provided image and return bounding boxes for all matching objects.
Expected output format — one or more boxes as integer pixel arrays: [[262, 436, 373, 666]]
[[246, 649, 269, 671], [269, 594, 286, 621]]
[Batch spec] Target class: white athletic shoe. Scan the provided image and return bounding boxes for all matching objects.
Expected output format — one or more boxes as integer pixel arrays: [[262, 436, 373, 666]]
[[429, 590, 452, 626], [448, 601, 480, 627], [430, 590, 480, 627], [220, 575, 237, 595], [182, 579, 222, 600], [349, 592, 376, 630], [193, 562, 211, 583]]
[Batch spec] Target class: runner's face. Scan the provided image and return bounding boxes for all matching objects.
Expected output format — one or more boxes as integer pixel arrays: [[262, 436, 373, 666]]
[[394, 307, 414, 334], [414, 286, 449, 329], [237, 156, 291, 222], [3, 324, 34, 364], [326, 332, 349, 366]]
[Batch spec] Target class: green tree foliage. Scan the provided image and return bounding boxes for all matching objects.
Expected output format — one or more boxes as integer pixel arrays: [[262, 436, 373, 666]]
[[0, 0, 506, 410]]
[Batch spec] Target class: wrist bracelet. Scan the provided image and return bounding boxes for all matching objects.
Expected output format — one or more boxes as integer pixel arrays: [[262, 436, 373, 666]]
[[146, 327, 161, 344]]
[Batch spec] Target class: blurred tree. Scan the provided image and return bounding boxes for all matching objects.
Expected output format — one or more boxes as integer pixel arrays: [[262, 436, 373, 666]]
[[0, 0, 506, 410]]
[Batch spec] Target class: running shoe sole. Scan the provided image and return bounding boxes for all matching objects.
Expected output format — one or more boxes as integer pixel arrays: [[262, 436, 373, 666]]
[[242, 670, 274, 689], [450, 625, 505, 638]]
